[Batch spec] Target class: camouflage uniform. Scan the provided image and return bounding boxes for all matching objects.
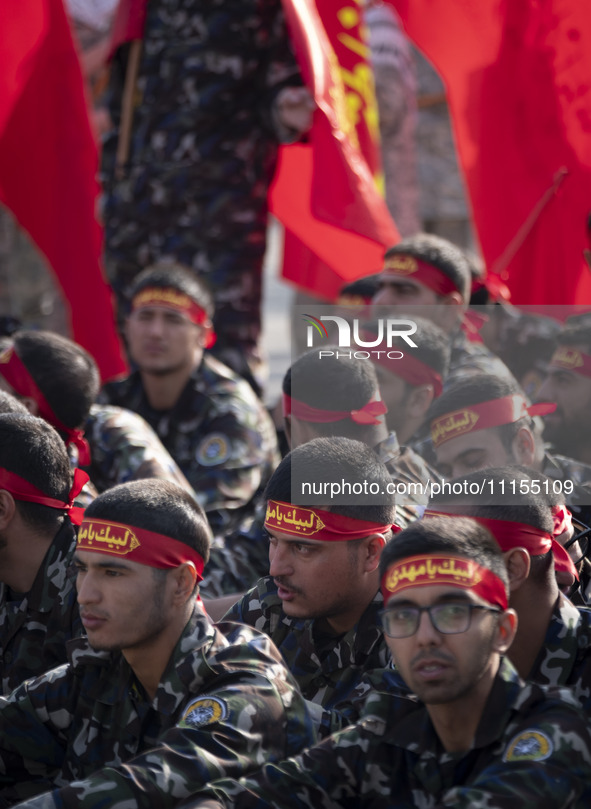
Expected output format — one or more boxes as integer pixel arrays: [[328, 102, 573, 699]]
[[224, 578, 388, 732], [0, 606, 315, 808], [83, 404, 198, 496], [99, 354, 280, 534], [446, 328, 517, 390], [101, 0, 303, 380], [542, 452, 591, 525], [0, 521, 81, 696], [182, 659, 591, 809]]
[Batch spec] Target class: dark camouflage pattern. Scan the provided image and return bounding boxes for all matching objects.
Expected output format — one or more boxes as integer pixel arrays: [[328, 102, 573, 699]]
[[181, 659, 591, 809], [101, 0, 302, 363], [99, 355, 280, 534], [0, 521, 81, 696], [0, 606, 315, 808], [224, 578, 388, 732], [82, 403, 198, 496], [446, 328, 518, 390], [542, 452, 591, 523]]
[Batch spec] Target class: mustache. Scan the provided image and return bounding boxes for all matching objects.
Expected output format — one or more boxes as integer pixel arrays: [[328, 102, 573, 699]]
[[273, 577, 303, 596]]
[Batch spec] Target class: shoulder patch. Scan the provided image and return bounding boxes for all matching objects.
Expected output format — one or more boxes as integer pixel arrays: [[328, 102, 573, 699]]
[[180, 696, 228, 728], [196, 433, 230, 466], [503, 729, 553, 762]]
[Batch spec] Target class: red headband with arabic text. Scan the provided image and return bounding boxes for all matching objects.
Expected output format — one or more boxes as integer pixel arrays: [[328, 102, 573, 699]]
[[131, 287, 216, 348], [424, 510, 578, 581], [77, 518, 205, 577], [548, 346, 591, 379], [381, 553, 508, 609], [0, 466, 88, 525], [359, 330, 443, 397], [265, 500, 398, 542], [430, 395, 557, 448], [382, 254, 459, 297], [282, 393, 387, 425], [0, 346, 91, 465]]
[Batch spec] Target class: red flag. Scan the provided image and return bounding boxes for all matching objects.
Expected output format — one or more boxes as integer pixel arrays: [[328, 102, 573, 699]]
[[271, 0, 400, 301], [0, 0, 127, 380], [390, 0, 591, 305]]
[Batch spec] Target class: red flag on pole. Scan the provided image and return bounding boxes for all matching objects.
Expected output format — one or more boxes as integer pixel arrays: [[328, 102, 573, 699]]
[[0, 0, 127, 380], [390, 0, 591, 305], [271, 0, 400, 301]]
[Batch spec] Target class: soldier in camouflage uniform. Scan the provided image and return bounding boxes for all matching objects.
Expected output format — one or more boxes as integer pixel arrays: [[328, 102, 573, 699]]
[[372, 234, 516, 389], [101, 0, 311, 392], [0, 479, 315, 808], [223, 437, 398, 735], [183, 517, 591, 809], [0, 414, 87, 695], [99, 264, 279, 536]]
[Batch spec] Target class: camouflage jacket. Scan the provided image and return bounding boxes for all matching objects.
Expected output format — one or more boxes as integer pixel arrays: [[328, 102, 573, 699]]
[[0, 521, 81, 696], [224, 579, 388, 724], [529, 595, 591, 711], [542, 452, 591, 525], [82, 404, 198, 496], [0, 606, 315, 809], [99, 355, 280, 534], [200, 431, 429, 599], [182, 659, 591, 809]]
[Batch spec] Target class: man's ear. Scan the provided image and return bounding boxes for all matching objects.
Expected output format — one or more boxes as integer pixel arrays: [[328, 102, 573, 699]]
[[503, 547, 530, 592], [0, 489, 17, 530], [20, 396, 38, 416], [511, 426, 536, 466], [363, 533, 387, 573], [494, 608, 518, 654], [405, 384, 434, 420], [171, 562, 198, 604]]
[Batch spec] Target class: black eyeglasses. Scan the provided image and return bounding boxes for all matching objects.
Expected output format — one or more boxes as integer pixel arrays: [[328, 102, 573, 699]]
[[380, 602, 501, 639]]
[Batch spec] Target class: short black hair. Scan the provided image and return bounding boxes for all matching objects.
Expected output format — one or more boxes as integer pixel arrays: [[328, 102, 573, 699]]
[[13, 330, 100, 430], [128, 262, 214, 320], [362, 315, 451, 382], [0, 390, 29, 416], [379, 515, 509, 593], [264, 436, 396, 523], [0, 414, 73, 533], [84, 479, 211, 566], [556, 323, 591, 355], [338, 274, 381, 304], [383, 234, 472, 303]]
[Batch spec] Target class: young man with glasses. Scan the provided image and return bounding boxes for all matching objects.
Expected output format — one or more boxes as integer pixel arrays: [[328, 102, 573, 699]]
[[183, 516, 591, 809]]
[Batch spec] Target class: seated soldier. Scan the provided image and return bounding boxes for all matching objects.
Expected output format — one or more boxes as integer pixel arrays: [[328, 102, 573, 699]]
[[184, 517, 591, 808], [0, 330, 197, 499], [99, 263, 279, 535], [223, 436, 398, 736], [0, 414, 86, 694], [0, 480, 315, 808]]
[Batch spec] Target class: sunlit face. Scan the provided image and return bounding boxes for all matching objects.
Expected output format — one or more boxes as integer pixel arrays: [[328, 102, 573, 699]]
[[374, 364, 410, 435], [434, 427, 513, 480], [73, 550, 175, 655], [537, 358, 591, 454], [267, 529, 374, 632], [372, 275, 439, 308], [125, 305, 205, 376], [384, 584, 502, 705]]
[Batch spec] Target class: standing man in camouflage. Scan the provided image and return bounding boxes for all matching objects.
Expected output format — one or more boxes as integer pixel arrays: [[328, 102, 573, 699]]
[[0, 414, 87, 694], [183, 517, 591, 809], [99, 264, 279, 535], [101, 0, 313, 393], [0, 479, 315, 809]]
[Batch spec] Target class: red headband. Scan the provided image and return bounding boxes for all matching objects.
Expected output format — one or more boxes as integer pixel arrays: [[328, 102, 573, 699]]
[[265, 500, 397, 542], [430, 395, 557, 448], [381, 553, 508, 609], [424, 510, 578, 581], [359, 330, 443, 397], [0, 466, 88, 525], [77, 518, 205, 577], [0, 346, 91, 465], [382, 254, 459, 297], [131, 287, 216, 348], [549, 346, 591, 379], [282, 393, 387, 425]]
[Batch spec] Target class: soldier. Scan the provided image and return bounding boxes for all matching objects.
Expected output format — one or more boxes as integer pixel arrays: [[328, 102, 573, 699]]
[[0, 330, 197, 500], [185, 517, 591, 808], [537, 322, 591, 465], [371, 233, 515, 387], [99, 264, 279, 535], [101, 0, 312, 393], [222, 436, 397, 736], [426, 467, 591, 712], [0, 414, 86, 694], [0, 479, 315, 808]]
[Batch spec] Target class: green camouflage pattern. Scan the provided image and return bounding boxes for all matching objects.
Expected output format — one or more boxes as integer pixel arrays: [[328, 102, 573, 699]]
[[0, 606, 315, 808], [181, 659, 591, 809], [0, 521, 81, 695], [100, 355, 280, 534]]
